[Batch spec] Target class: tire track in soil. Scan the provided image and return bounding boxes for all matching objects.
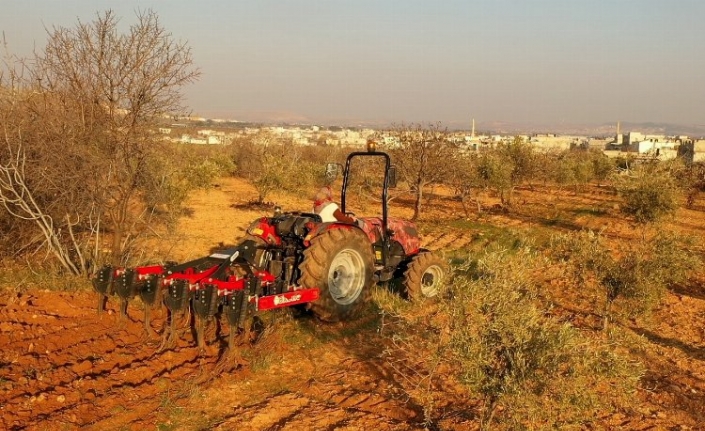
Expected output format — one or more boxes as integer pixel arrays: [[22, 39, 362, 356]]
[[213, 392, 418, 431], [210, 373, 422, 431], [419, 232, 443, 249], [200, 341, 426, 431], [422, 230, 473, 252], [0, 292, 243, 431]]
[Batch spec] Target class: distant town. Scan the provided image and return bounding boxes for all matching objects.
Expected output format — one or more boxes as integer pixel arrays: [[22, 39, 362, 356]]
[[161, 117, 705, 163]]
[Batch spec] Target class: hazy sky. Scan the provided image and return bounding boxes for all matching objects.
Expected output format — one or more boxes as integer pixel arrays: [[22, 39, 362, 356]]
[[3, 1, 705, 128]]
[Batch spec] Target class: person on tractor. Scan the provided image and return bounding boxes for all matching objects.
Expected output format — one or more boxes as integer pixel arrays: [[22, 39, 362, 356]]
[[313, 185, 358, 225]]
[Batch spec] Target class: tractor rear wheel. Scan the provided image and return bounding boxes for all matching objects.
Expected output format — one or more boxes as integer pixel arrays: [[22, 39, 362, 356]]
[[403, 252, 446, 301], [299, 228, 374, 322]]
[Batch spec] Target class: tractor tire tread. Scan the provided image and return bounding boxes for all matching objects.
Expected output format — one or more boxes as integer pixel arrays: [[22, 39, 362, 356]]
[[299, 228, 374, 322], [403, 252, 446, 301]]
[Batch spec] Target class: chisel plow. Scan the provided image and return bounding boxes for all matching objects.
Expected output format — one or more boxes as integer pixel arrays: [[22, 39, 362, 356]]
[[92, 235, 319, 353]]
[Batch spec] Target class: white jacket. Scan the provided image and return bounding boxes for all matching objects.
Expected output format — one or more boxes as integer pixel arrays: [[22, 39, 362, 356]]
[[316, 202, 339, 223]]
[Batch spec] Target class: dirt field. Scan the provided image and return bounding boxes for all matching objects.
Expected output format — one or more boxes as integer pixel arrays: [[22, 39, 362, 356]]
[[1, 177, 705, 430]]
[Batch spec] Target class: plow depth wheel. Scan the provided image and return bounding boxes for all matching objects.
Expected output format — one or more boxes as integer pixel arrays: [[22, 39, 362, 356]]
[[299, 228, 374, 322], [403, 252, 446, 300]]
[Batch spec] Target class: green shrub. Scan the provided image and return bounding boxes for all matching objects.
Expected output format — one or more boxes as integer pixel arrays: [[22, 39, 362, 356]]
[[186, 159, 224, 189], [378, 247, 642, 430], [231, 135, 334, 203], [477, 150, 512, 202], [446, 250, 640, 429], [591, 150, 616, 186], [615, 162, 679, 225], [552, 230, 700, 328]]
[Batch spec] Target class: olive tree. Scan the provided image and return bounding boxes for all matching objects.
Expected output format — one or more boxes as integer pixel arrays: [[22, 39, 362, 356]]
[[553, 230, 698, 330], [671, 159, 705, 208], [233, 131, 324, 204], [615, 161, 679, 227], [591, 149, 615, 186], [497, 136, 537, 205], [447, 151, 483, 217], [378, 248, 643, 429], [0, 10, 199, 272], [476, 148, 512, 205]]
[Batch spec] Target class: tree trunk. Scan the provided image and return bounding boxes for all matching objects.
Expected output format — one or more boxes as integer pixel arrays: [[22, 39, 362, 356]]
[[459, 195, 471, 219], [111, 222, 123, 266], [110, 195, 130, 266], [480, 397, 498, 431], [413, 181, 423, 221]]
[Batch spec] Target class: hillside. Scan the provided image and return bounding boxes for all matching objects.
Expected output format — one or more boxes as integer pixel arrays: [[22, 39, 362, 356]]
[[1, 176, 704, 430]]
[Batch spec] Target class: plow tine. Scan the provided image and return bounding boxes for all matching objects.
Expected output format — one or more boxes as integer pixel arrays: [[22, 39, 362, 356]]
[[97, 295, 107, 315], [192, 283, 219, 352], [159, 279, 191, 350], [195, 316, 206, 351], [144, 306, 156, 338], [113, 268, 139, 321], [170, 311, 179, 345], [223, 290, 247, 355], [215, 315, 223, 341], [119, 299, 128, 319], [210, 323, 243, 378], [158, 309, 179, 351], [140, 275, 162, 339], [228, 326, 236, 352], [92, 265, 114, 315]]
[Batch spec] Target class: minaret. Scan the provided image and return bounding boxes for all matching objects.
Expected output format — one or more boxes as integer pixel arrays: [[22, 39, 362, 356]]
[[471, 118, 476, 139], [616, 121, 623, 144]]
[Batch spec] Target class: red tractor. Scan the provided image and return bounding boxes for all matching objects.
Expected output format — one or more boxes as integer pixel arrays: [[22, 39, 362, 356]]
[[93, 146, 446, 350]]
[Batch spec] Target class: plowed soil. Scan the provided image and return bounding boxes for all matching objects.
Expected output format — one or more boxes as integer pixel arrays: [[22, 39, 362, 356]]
[[1, 177, 705, 430]]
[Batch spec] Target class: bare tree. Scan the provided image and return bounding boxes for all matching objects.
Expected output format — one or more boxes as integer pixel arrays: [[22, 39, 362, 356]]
[[233, 131, 326, 205], [0, 10, 200, 272], [1, 59, 98, 273], [385, 123, 457, 220]]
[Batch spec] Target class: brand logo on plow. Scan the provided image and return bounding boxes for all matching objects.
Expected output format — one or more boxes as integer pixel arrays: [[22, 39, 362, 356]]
[[273, 294, 302, 306]]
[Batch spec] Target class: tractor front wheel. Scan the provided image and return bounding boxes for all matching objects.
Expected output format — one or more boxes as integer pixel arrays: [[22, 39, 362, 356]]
[[299, 228, 374, 322], [403, 252, 446, 301]]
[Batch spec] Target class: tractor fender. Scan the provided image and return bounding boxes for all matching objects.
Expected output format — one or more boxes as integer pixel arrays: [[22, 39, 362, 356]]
[[406, 247, 431, 259], [303, 222, 358, 247]]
